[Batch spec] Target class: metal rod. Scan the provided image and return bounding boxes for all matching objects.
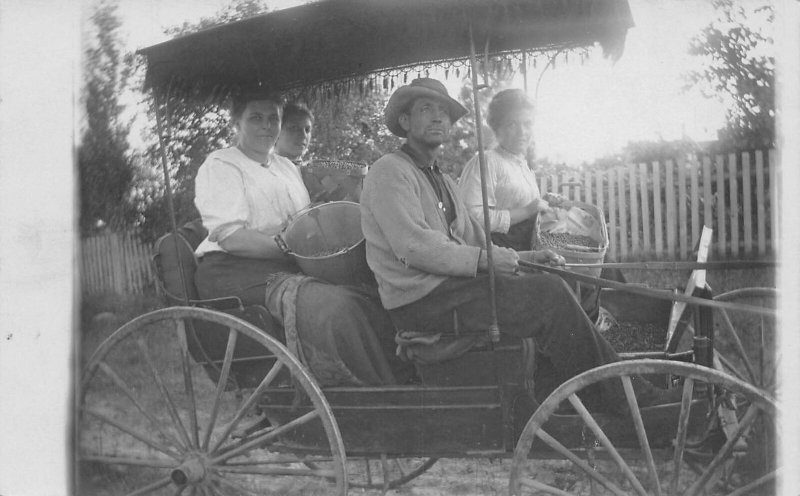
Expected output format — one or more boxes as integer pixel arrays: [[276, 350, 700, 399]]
[[153, 91, 190, 306], [468, 22, 500, 343], [565, 260, 777, 270], [519, 260, 777, 317]]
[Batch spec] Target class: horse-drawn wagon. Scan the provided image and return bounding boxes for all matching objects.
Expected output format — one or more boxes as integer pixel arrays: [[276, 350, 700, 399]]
[[77, 1, 779, 494]]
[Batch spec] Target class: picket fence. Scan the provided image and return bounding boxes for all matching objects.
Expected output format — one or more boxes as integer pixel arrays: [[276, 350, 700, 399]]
[[81, 149, 777, 295], [538, 149, 778, 262], [81, 230, 155, 295]]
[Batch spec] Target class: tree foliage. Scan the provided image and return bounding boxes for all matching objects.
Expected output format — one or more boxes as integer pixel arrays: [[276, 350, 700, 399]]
[[685, 0, 774, 150], [79, 0, 136, 235]]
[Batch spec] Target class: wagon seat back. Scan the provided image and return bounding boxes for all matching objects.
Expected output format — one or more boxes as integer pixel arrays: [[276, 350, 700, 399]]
[[152, 219, 285, 389]]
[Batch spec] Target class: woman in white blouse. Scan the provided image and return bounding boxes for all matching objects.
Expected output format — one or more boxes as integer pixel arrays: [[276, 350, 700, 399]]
[[193, 88, 410, 386], [458, 89, 555, 251], [458, 90, 601, 321]]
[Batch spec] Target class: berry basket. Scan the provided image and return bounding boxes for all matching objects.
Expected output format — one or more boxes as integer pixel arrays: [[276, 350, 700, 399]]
[[531, 200, 608, 279]]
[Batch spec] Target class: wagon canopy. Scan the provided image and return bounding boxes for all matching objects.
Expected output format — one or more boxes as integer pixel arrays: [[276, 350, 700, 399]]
[[139, 0, 634, 102]]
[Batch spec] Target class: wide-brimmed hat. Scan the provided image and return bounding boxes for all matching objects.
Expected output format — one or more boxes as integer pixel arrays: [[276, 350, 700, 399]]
[[384, 78, 468, 137]]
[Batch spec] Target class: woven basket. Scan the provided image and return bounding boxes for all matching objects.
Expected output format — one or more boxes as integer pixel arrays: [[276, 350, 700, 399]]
[[532, 200, 608, 279]]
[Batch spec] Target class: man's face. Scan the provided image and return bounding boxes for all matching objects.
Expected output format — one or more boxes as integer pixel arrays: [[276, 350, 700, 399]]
[[399, 97, 452, 149]]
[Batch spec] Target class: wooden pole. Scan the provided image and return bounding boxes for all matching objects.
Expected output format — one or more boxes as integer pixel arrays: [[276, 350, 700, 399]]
[[468, 23, 500, 343]]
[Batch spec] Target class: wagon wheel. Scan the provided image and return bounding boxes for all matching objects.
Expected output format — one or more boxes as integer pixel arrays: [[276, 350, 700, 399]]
[[77, 306, 347, 496], [509, 359, 779, 496], [306, 456, 438, 490], [710, 288, 777, 393]]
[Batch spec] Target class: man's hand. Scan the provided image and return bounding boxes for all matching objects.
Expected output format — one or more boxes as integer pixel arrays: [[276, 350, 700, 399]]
[[533, 249, 565, 266], [478, 246, 520, 275]]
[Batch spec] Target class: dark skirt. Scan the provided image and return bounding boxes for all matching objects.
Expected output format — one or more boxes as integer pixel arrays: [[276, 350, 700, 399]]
[[195, 251, 412, 386]]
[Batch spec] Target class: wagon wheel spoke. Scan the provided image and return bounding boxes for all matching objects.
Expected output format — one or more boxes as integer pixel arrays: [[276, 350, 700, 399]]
[[83, 407, 183, 460], [621, 376, 662, 495], [79, 307, 346, 495], [535, 429, 627, 496], [175, 318, 201, 448], [712, 288, 777, 392], [684, 403, 761, 496], [214, 464, 335, 477], [568, 393, 649, 496], [510, 360, 780, 496], [124, 475, 173, 496], [80, 454, 176, 468], [96, 360, 188, 452], [726, 468, 782, 496], [716, 310, 758, 385], [208, 359, 286, 454], [201, 327, 239, 450], [212, 410, 320, 464], [135, 333, 194, 449], [208, 473, 261, 496], [519, 476, 576, 495], [669, 377, 695, 496]]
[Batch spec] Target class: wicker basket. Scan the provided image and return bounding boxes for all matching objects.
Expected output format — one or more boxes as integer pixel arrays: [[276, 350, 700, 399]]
[[532, 200, 608, 279], [301, 159, 367, 202]]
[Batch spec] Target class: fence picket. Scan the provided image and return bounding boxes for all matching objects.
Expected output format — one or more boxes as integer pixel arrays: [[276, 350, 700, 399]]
[[690, 158, 700, 253], [662, 160, 672, 258], [584, 168, 593, 205], [629, 164, 640, 256], [769, 151, 778, 253], [640, 163, 651, 255], [742, 152, 752, 255], [755, 150, 766, 253], [715, 155, 727, 257], [728, 153, 739, 258], [654, 161, 664, 257], [677, 159, 688, 259], [702, 156, 714, 251], [607, 168, 617, 260], [617, 168, 628, 259]]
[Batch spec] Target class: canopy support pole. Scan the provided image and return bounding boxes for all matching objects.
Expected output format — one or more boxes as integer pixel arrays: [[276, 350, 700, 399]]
[[153, 90, 190, 308], [468, 23, 500, 343]]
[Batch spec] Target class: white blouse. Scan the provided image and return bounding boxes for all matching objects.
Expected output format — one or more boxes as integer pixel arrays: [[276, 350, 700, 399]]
[[457, 147, 541, 234], [194, 147, 311, 256]]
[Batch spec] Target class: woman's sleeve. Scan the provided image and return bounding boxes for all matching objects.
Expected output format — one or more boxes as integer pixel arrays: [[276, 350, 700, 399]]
[[457, 153, 511, 233], [194, 157, 249, 243]]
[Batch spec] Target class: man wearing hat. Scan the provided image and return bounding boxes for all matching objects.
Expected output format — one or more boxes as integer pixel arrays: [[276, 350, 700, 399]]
[[360, 78, 678, 411]]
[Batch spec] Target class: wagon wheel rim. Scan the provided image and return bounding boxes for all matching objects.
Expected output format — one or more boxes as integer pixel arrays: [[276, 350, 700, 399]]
[[305, 456, 438, 490], [710, 288, 777, 392], [77, 306, 347, 495], [509, 359, 779, 496]]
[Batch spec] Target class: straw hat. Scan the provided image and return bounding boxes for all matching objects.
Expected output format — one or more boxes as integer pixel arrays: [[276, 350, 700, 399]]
[[384, 78, 468, 137]]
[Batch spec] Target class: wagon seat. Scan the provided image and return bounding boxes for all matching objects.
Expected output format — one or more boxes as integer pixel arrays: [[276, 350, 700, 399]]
[[153, 219, 539, 395], [152, 219, 284, 389]]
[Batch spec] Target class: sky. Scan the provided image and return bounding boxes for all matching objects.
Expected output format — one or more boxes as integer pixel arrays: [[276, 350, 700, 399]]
[[108, 0, 733, 165]]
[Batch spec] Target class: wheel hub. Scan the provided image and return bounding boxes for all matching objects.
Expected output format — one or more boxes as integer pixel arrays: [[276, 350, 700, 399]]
[[171, 455, 207, 486]]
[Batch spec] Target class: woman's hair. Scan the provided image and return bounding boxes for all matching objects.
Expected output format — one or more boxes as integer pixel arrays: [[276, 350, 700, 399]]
[[487, 89, 535, 132], [282, 102, 315, 124], [230, 87, 284, 122]]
